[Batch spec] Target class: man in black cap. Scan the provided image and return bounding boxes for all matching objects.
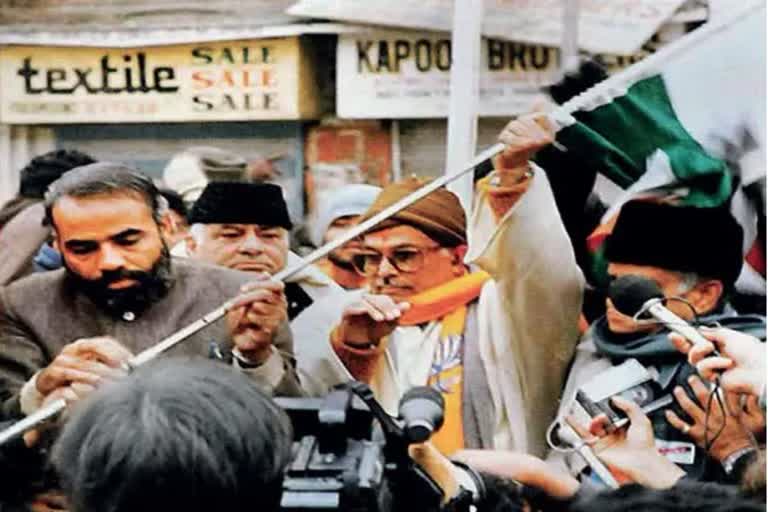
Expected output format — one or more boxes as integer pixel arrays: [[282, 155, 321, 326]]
[[551, 200, 766, 483], [185, 181, 351, 395]]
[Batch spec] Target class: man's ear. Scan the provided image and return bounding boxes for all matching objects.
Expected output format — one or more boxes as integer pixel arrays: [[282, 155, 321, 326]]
[[158, 211, 174, 240], [688, 279, 724, 315], [51, 230, 61, 253], [184, 233, 197, 255], [451, 244, 469, 274]]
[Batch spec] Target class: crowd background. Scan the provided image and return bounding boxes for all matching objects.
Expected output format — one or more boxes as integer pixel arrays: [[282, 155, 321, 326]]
[[0, 1, 765, 512]]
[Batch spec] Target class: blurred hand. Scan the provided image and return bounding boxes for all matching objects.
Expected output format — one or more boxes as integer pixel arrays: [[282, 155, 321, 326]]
[[453, 449, 579, 499], [670, 328, 765, 396], [227, 275, 287, 364], [335, 294, 410, 347], [37, 337, 132, 397], [29, 490, 69, 512], [588, 396, 685, 489], [495, 113, 554, 171], [23, 382, 98, 447], [665, 375, 758, 462], [409, 442, 460, 504]]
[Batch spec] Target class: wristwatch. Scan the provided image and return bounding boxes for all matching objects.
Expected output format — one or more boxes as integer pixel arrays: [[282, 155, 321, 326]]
[[231, 348, 266, 369], [721, 446, 757, 476]]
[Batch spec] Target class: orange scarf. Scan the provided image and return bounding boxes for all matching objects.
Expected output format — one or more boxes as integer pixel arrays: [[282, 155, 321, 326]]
[[398, 271, 490, 326], [399, 271, 490, 454]]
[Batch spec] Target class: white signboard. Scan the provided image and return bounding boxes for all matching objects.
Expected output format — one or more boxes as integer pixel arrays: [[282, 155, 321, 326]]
[[337, 32, 558, 118], [0, 38, 320, 124], [289, 0, 687, 55]]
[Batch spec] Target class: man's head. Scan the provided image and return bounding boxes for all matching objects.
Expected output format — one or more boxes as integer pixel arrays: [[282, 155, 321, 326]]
[[603, 201, 743, 334], [158, 188, 189, 247], [186, 182, 293, 274], [568, 481, 762, 512], [313, 184, 382, 267], [52, 357, 293, 512], [19, 149, 96, 199], [353, 178, 468, 301], [162, 146, 247, 204], [45, 162, 173, 315]]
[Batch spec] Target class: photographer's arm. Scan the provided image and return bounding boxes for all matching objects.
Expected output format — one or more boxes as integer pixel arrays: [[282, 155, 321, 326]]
[[453, 450, 579, 499]]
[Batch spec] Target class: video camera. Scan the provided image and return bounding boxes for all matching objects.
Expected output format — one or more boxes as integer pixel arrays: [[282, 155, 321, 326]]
[[274, 382, 483, 512], [574, 359, 672, 429]]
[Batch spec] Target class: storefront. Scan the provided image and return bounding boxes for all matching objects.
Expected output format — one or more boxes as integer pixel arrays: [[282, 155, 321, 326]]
[[0, 36, 323, 220], [332, 30, 558, 179], [331, 23, 691, 180]]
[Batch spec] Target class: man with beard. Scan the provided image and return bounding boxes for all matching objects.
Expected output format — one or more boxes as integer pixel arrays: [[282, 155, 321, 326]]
[[0, 162, 301, 422], [551, 200, 766, 483], [184, 181, 353, 395], [311, 184, 382, 290]]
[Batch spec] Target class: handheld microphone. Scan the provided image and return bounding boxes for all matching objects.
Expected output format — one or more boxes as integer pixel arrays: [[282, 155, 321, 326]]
[[608, 275, 718, 353], [398, 387, 445, 443]]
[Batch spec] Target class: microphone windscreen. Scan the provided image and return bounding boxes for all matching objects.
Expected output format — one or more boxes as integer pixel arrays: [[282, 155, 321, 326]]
[[608, 275, 663, 316], [400, 386, 444, 408]]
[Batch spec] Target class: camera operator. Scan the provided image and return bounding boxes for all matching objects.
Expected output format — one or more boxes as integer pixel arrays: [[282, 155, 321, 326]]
[[566, 397, 763, 511], [452, 398, 762, 512], [551, 201, 766, 483], [51, 357, 292, 512]]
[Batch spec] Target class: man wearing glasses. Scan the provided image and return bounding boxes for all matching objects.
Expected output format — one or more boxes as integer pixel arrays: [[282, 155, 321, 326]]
[[320, 114, 585, 457]]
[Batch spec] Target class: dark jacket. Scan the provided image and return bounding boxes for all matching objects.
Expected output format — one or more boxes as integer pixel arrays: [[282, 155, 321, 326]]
[[589, 311, 766, 482], [0, 258, 301, 419]]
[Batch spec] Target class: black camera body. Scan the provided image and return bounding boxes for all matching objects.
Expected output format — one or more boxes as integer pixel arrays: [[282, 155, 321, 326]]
[[574, 359, 670, 428], [275, 383, 474, 512]]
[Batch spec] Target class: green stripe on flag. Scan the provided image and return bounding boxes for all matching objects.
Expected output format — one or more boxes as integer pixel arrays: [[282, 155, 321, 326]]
[[555, 75, 732, 207]]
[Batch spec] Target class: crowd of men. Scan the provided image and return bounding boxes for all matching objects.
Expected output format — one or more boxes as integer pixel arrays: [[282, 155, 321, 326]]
[[0, 110, 763, 512]]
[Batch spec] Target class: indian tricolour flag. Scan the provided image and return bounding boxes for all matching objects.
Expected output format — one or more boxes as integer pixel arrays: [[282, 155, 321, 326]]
[[550, 1, 766, 295]]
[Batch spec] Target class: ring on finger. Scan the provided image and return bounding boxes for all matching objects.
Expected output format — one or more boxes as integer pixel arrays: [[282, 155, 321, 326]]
[[682, 423, 691, 435]]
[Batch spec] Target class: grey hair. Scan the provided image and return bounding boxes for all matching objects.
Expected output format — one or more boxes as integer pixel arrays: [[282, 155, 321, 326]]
[[676, 272, 702, 295], [44, 162, 165, 227], [674, 271, 728, 314], [189, 223, 207, 245]]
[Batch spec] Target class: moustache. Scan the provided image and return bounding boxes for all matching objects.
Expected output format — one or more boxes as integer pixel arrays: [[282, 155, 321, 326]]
[[375, 276, 412, 289], [95, 268, 154, 288]]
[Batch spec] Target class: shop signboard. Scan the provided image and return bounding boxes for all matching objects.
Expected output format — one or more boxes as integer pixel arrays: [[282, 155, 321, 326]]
[[0, 37, 320, 123]]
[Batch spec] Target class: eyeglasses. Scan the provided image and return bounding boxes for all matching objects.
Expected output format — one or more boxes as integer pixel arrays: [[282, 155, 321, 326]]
[[351, 246, 443, 276]]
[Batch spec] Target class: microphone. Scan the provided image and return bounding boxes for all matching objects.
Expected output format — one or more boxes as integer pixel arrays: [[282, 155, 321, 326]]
[[608, 275, 717, 352], [398, 387, 445, 443]]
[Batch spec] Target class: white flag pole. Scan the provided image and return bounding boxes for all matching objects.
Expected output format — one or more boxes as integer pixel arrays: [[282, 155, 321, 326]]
[[445, 0, 484, 213]]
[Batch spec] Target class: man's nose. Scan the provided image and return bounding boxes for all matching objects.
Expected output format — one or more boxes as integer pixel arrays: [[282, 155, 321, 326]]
[[99, 244, 127, 271], [239, 232, 265, 254], [376, 254, 399, 277]]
